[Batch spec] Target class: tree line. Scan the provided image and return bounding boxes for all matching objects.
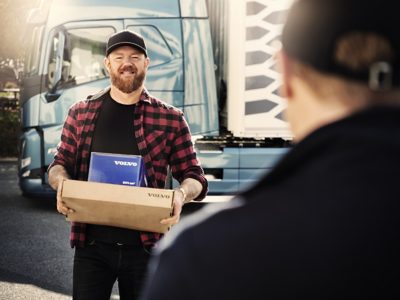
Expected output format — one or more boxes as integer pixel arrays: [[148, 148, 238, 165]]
[[0, 0, 41, 84]]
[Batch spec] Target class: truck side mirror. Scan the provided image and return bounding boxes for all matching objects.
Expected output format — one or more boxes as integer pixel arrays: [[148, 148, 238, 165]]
[[45, 30, 65, 102], [45, 78, 62, 102]]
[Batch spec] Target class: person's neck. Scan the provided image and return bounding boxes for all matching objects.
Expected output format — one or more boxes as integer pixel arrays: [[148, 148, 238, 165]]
[[110, 85, 143, 105], [290, 81, 355, 143], [295, 99, 352, 142]]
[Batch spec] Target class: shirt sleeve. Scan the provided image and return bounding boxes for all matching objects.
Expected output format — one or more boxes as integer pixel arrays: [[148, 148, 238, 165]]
[[47, 104, 79, 177], [169, 113, 208, 200]]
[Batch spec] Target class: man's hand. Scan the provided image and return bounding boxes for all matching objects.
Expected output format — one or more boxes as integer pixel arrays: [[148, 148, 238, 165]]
[[56, 178, 74, 216], [48, 165, 74, 216], [160, 178, 203, 226], [160, 187, 185, 226]]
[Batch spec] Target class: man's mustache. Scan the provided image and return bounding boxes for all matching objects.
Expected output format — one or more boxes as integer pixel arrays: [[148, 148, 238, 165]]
[[119, 65, 137, 73]]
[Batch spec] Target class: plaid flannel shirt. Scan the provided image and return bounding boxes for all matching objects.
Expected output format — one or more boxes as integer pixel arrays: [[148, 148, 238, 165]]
[[48, 87, 208, 248]]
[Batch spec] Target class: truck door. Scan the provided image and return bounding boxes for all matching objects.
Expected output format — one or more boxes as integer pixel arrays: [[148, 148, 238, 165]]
[[42, 21, 123, 122], [124, 19, 183, 110], [41, 21, 123, 182]]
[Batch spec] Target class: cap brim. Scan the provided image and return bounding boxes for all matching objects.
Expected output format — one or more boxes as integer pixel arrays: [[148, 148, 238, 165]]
[[106, 42, 147, 57]]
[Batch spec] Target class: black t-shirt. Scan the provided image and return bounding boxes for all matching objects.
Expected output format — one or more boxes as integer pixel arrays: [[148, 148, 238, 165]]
[[91, 93, 139, 155], [87, 92, 142, 245]]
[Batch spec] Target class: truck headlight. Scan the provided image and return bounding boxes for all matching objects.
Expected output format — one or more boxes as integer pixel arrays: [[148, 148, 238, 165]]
[[21, 157, 31, 169]]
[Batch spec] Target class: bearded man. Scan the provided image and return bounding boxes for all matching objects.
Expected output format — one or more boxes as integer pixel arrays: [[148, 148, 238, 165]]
[[48, 30, 207, 300]]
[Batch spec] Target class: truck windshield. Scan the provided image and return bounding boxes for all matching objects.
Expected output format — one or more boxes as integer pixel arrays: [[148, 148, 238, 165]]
[[24, 25, 44, 77], [47, 27, 114, 89]]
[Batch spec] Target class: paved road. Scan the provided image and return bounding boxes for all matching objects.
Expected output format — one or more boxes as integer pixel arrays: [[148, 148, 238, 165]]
[[0, 160, 118, 299], [0, 159, 232, 299]]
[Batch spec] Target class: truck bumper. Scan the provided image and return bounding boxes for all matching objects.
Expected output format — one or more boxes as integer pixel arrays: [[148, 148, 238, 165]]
[[19, 178, 55, 198]]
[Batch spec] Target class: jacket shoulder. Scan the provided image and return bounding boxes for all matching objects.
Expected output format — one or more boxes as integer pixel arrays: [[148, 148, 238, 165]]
[[85, 86, 111, 102], [147, 95, 183, 116], [69, 87, 109, 112]]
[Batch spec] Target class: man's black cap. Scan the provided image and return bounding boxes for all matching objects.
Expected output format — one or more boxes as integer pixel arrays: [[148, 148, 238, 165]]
[[282, 0, 400, 89], [106, 30, 147, 57]]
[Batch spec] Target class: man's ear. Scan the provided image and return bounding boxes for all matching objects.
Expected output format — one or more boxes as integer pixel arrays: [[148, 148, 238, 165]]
[[144, 57, 150, 69], [277, 50, 293, 99]]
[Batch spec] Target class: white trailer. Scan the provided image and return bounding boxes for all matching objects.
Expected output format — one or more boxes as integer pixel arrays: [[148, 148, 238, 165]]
[[196, 0, 294, 194]]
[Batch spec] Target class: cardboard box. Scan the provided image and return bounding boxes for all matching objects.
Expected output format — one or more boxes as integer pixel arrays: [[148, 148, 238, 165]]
[[88, 152, 147, 187], [61, 179, 174, 233]]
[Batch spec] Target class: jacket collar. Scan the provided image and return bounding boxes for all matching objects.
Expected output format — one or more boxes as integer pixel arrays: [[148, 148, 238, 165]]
[[87, 86, 152, 105]]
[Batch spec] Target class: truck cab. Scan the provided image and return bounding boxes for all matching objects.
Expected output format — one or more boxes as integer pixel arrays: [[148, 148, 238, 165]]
[[19, 0, 218, 197]]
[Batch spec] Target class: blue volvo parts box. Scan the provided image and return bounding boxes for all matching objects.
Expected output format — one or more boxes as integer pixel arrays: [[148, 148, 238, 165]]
[[88, 152, 147, 187]]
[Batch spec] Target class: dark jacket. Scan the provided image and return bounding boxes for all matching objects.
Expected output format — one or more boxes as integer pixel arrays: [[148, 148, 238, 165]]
[[141, 106, 400, 300]]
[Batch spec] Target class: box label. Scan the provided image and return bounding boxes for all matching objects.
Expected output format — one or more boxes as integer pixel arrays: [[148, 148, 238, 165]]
[[88, 152, 147, 187]]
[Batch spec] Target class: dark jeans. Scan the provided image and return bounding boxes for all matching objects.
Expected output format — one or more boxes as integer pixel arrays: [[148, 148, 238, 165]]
[[73, 240, 151, 300]]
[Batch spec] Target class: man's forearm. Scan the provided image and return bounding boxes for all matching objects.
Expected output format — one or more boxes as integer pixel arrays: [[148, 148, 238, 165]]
[[48, 165, 70, 190], [179, 178, 203, 203]]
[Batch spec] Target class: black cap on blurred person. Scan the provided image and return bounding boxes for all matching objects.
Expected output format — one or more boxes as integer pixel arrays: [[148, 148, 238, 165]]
[[282, 0, 400, 89]]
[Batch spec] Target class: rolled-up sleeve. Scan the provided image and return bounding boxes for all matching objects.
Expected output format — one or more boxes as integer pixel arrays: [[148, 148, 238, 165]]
[[170, 114, 208, 200], [47, 105, 78, 177]]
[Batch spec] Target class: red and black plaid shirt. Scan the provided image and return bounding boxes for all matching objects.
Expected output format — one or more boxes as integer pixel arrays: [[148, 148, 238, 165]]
[[48, 87, 208, 248]]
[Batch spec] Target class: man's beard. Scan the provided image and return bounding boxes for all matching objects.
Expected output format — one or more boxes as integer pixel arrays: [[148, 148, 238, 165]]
[[110, 65, 146, 94]]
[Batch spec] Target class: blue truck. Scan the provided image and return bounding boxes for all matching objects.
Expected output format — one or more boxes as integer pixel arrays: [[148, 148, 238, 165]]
[[19, 0, 292, 197]]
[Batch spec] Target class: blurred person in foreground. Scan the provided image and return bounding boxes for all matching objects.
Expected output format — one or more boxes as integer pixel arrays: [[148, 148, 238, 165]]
[[48, 30, 207, 299], [140, 0, 400, 299]]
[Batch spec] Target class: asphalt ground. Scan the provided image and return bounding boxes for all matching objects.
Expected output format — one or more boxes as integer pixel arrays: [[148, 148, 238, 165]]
[[0, 158, 232, 299], [0, 159, 119, 299]]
